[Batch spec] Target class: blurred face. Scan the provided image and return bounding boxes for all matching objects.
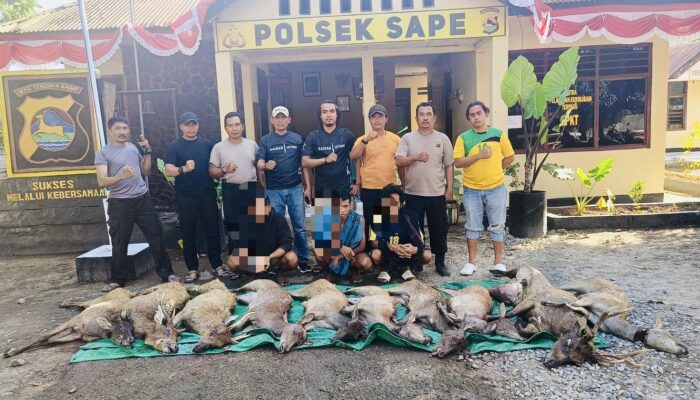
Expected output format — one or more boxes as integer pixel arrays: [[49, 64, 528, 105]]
[[109, 122, 130, 144], [468, 105, 489, 131], [180, 121, 199, 139], [415, 106, 436, 131], [369, 113, 387, 131], [379, 194, 400, 224], [248, 197, 271, 223], [271, 114, 290, 132], [224, 116, 244, 139], [320, 103, 338, 128]]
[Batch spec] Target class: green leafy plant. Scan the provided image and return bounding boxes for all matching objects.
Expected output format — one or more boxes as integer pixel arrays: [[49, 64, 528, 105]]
[[500, 46, 580, 192], [606, 189, 616, 215], [629, 180, 645, 209], [156, 158, 175, 189], [544, 158, 614, 215], [504, 162, 523, 190]]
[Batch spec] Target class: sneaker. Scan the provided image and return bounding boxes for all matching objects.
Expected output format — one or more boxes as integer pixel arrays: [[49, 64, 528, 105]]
[[435, 261, 451, 277], [460, 262, 477, 276], [377, 271, 391, 284], [492, 263, 508, 272], [298, 262, 312, 274], [401, 270, 416, 281]]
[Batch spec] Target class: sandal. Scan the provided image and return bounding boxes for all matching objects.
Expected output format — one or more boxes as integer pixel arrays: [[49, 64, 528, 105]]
[[184, 271, 200, 283], [377, 271, 391, 284], [101, 282, 121, 292], [216, 266, 239, 280]]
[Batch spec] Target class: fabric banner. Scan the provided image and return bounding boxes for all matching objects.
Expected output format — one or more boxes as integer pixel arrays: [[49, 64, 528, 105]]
[[508, 0, 700, 44], [0, 0, 214, 70]]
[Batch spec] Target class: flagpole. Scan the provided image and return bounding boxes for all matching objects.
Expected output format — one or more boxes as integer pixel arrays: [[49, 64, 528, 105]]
[[77, 0, 106, 148], [78, 0, 111, 246]]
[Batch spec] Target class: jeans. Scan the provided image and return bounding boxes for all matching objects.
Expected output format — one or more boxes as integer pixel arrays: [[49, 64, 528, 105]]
[[463, 184, 507, 242], [266, 184, 309, 263], [107, 194, 174, 286], [176, 190, 223, 271]]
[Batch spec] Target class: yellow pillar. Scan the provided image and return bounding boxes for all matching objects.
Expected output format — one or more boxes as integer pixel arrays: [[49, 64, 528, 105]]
[[475, 36, 508, 130], [361, 55, 375, 133], [240, 62, 257, 142], [215, 51, 237, 140]]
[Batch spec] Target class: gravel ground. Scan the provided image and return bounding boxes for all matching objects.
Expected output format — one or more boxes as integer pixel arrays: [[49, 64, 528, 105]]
[[0, 226, 697, 400]]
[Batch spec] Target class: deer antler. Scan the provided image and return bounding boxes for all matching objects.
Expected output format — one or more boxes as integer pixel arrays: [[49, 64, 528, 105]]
[[593, 348, 652, 367], [591, 307, 631, 335]]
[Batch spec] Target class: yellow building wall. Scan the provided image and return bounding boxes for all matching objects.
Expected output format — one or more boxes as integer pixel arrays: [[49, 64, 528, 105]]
[[395, 74, 428, 132], [505, 16, 668, 199], [666, 78, 700, 149]]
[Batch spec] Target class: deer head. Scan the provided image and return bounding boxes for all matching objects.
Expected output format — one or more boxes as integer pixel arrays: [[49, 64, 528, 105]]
[[278, 313, 315, 353], [97, 316, 135, 348]]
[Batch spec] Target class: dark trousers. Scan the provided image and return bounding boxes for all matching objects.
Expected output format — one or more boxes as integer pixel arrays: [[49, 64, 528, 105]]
[[107, 194, 174, 286], [404, 194, 448, 259], [176, 190, 222, 271], [360, 188, 384, 252], [222, 182, 256, 254]]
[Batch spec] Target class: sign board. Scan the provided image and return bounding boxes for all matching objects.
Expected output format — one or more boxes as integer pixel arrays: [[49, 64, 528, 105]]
[[1, 71, 100, 178], [216, 7, 506, 51]]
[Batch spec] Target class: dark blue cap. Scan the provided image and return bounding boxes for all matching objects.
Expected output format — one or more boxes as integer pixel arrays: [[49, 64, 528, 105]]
[[179, 112, 199, 124]]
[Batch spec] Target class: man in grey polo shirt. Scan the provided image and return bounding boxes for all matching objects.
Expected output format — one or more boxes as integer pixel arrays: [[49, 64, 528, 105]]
[[95, 116, 179, 292]]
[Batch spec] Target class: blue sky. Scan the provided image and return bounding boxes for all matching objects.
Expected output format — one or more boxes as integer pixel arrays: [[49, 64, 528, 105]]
[[38, 0, 73, 11]]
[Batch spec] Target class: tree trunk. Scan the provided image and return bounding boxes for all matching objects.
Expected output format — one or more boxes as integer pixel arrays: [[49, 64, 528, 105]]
[[523, 160, 534, 193]]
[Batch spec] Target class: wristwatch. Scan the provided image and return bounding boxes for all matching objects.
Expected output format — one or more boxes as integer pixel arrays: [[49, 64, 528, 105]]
[[178, 166, 184, 175], [361, 138, 369, 145]]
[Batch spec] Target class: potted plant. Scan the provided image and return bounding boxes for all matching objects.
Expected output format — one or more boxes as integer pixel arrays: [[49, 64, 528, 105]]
[[500, 46, 581, 238]]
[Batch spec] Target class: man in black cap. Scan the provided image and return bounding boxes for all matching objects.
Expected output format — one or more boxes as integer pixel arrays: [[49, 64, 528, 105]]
[[350, 104, 402, 253], [165, 112, 224, 283]]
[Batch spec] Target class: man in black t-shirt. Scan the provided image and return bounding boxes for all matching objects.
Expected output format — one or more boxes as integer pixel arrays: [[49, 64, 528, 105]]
[[302, 100, 358, 198], [226, 195, 298, 283], [165, 112, 223, 283]]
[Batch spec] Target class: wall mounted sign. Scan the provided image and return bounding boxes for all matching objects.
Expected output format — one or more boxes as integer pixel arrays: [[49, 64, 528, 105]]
[[216, 7, 506, 51], [1, 71, 100, 178]]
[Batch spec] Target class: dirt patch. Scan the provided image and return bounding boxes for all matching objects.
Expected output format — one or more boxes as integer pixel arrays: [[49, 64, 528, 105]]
[[0, 227, 698, 400], [550, 203, 699, 216]]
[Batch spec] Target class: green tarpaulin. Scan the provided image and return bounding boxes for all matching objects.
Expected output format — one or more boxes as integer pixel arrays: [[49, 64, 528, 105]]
[[70, 280, 607, 363]]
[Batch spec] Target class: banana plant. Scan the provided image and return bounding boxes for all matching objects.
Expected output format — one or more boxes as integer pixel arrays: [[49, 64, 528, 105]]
[[500, 46, 580, 192], [544, 158, 614, 215]]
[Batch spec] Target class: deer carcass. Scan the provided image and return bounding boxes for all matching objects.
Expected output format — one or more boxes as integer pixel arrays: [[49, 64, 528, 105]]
[[59, 288, 136, 309], [121, 282, 190, 354], [3, 300, 134, 358], [230, 279, 313, 353], [173, 288, 239, 353], [387, 280, 453, 333], [333, 286, 431, 345], [494, 266, 649, 368], [434, 285, 493, 332], [288, 279, 350, 330], [555, 277, 688, 356]]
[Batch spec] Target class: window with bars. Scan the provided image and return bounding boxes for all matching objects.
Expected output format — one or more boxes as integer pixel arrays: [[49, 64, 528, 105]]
[[507, 44, 651, 152], [361, 0, 372, 12], [423, 0, 435, 7], [668, 81, 687, 131], [299, 0, 310, 15], [402, 0, 414, 9], [340, 0, 351, 13], [382, 0, 392, 11], [278, 0, 290, 15], [320, 0, 331, 14]]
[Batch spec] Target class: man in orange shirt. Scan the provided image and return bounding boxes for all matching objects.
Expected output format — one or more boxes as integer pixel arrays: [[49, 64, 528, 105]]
[[453, 101, 515, 275], [350, 104, 402, 254]]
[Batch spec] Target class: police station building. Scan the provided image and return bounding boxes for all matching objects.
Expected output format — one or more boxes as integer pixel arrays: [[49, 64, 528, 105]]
[[211, 0, 674, 200]]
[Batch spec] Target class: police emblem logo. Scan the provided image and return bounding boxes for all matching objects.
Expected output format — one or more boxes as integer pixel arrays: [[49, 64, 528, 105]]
[[481, 8, 500, 35]]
